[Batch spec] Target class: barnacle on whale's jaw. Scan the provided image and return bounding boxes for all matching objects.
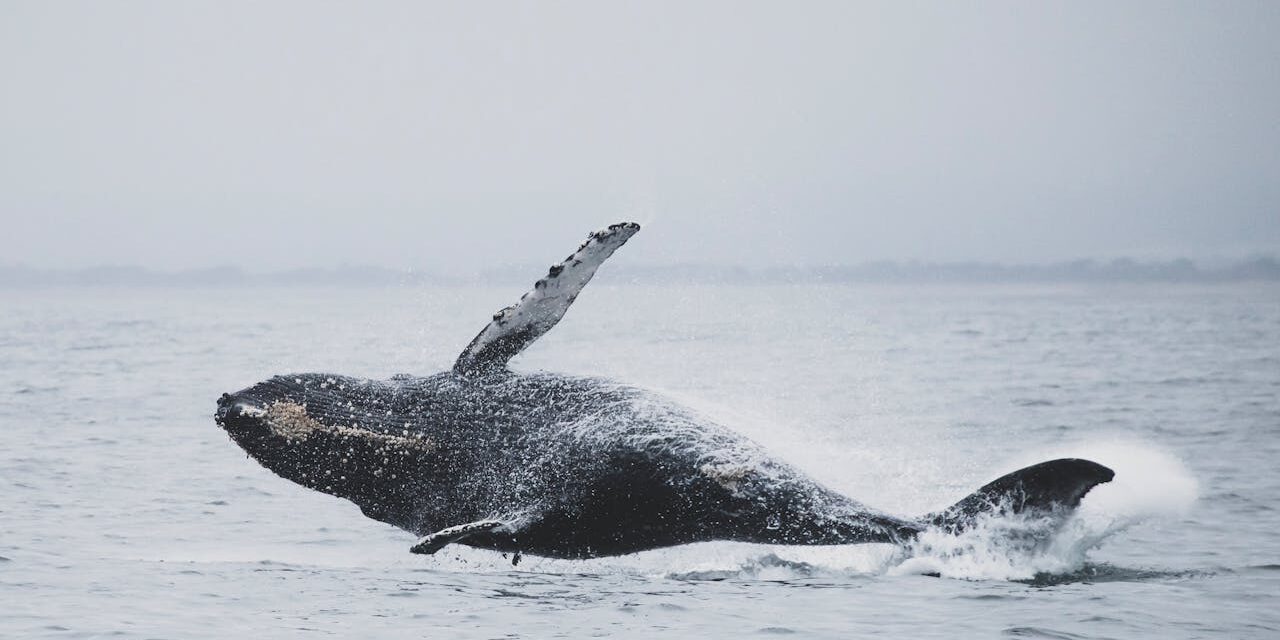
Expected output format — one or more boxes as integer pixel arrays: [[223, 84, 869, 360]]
[[216, 395, 326, 442]]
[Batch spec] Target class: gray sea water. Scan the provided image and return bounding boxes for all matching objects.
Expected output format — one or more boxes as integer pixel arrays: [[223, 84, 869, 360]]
[[2, 283, 1278, 638]]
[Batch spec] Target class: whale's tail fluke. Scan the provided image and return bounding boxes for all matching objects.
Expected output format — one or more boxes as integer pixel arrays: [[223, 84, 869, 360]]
[[925, 458, 1114, 534]]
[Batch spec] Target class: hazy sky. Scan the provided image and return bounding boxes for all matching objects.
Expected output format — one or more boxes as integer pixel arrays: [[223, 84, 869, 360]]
[[2, 1, 1277, 271]]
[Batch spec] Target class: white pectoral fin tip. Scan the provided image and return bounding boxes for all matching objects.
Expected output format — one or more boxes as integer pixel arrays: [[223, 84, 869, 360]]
[[411, 519, 506, 554], [452, 222, 640, 375]]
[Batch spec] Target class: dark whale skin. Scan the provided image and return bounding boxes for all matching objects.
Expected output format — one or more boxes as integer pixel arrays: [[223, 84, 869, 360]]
[[214, 223, 1113, 560], [217, 371, 924, 559]]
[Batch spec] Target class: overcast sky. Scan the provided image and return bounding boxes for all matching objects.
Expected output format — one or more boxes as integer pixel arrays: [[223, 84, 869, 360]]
[[1, 1, 1277, 271]]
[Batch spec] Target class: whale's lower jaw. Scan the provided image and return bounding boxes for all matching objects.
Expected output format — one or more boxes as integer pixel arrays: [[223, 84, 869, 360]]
[[215, 378, 446, 533]]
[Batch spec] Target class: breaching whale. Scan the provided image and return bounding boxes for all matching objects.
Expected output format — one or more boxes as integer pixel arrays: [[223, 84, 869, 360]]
[[216, 222, 1114, 562]]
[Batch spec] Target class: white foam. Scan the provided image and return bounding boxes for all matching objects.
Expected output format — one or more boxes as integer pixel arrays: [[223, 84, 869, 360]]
[[890, 441, 1199, 580], [1043, 440, 1199, 524]]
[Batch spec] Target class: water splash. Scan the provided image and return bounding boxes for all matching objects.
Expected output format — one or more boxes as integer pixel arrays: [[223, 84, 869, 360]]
[[890, 441, 1198, 581], [415, 441, 1198, 583]]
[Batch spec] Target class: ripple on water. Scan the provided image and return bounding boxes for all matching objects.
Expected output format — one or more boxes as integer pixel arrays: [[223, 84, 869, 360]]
[[1012, 398, 1055, 407], [3, 284, 1277, 639], [1002, 627, 1094, 639], [1021, 564, 1215, 586], [954, 593, 1027, 601], [14, 385, 62, 395], [666, 553, 821, 581]]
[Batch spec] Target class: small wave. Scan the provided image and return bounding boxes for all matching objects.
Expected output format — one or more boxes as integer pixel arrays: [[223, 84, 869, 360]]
[[1002, 626, 1092, 639], [1012, 398, 1055, 407], [67, 342, 124, 351], [14, 384, 61, 395], [474, 542, 897, 582], [1019, 563, 1213, 586], [666, 553, 818, 581], [953, 593, 1027, 601]]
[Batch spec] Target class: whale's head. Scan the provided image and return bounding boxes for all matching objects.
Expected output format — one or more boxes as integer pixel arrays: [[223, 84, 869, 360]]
[[216, 374, 440, 531]]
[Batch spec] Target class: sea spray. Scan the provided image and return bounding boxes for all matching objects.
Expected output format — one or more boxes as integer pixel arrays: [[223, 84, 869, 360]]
[[890, 441, 1198, 580]]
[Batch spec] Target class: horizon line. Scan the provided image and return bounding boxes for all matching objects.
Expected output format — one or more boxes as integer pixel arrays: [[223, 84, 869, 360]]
[[2, 256, 1279, 286]]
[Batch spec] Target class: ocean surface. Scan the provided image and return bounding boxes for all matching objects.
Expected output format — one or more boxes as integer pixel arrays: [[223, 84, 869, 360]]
[[2, 282, 1278, 638]]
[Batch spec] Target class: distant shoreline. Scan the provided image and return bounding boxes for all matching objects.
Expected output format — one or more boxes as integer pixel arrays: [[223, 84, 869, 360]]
[[2, 258, 1278, 287]]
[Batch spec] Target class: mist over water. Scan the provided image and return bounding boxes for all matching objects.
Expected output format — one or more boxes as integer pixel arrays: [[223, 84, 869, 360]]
[[4, 3, 1279, 269], [2, 282, 1277, 638]]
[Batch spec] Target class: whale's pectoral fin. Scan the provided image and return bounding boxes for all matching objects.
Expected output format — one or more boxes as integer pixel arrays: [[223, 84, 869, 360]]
[[410, 519, 509, 555], [453, 222, 641, 376], [926, 458, 1114, 534]]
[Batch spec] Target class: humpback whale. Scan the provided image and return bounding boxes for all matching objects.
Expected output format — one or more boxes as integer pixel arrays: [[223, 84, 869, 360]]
[[216, 222, 1113, 562]]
